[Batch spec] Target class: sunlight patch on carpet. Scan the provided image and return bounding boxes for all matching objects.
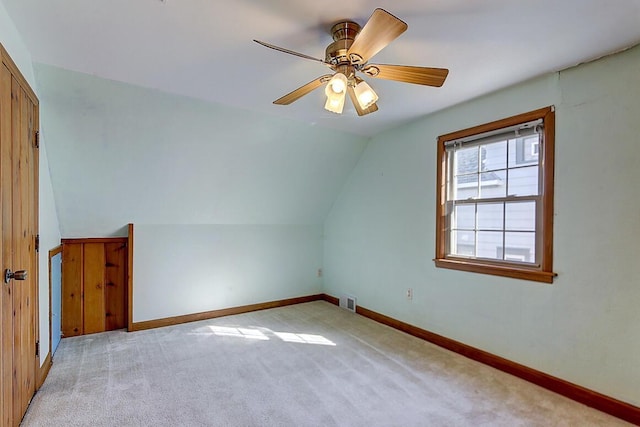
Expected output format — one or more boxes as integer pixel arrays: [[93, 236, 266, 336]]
[[194, 325, 337, 346], [207, 326, 269, 340], [274, 332, 336, 346]]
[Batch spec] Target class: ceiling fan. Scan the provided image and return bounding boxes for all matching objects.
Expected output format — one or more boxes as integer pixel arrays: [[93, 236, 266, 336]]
[[254, 8, 449, 116]]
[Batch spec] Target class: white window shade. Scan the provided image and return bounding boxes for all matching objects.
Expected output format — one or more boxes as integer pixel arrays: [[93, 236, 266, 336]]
[[445, 119, 543, 150]]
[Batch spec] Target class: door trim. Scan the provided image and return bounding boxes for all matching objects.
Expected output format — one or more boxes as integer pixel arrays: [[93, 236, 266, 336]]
[[40, 245, 62, 388], [47, 245, 62, 353], [127, 224, 134, 332]]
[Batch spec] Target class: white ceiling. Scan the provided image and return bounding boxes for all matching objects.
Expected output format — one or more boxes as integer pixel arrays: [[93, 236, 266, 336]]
[[4, 0, 640, 136]]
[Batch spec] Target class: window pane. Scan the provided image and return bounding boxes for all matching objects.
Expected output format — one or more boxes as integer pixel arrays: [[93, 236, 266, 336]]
[[479, 170, 506, 199], [454, 174, 478, 200], [505, 201, 536, 231], [477, 231, 503, 260], [508, 166, 538, 196], [455, 146, 478, 175], [452, 230, 475, 256], [483, 141, 507, 171], [505, 232, 536, 263], [477, 203, 503, 230], [509, 136, 540, 168], [454, 205, 475, 230]]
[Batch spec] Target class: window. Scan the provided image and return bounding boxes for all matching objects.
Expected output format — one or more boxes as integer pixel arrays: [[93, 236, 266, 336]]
[[435, 106, 556, 283]]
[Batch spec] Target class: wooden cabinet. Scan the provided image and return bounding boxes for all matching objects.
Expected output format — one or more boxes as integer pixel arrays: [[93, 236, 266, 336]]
[[61, 239, 128, 337]]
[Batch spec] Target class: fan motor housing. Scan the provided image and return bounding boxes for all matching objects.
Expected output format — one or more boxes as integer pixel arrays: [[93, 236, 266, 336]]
[[325, 21, 361, 65]]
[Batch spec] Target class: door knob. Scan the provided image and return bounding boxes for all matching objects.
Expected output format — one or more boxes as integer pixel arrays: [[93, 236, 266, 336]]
[[4, 269, 28, 284]]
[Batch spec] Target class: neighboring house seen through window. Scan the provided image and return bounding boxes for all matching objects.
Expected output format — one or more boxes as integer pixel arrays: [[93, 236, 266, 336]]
[[435, 107, 556, 283]]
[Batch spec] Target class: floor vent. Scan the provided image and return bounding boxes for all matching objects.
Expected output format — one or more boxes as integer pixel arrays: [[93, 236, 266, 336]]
[[340, 295, 357, 313]]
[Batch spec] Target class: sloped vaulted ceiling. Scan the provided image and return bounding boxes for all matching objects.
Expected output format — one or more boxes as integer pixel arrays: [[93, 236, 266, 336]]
[[3, 0, 640, 236]]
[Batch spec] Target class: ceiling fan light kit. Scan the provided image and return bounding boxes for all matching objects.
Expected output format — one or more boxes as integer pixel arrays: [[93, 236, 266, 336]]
[[255, 8, 449, 117]]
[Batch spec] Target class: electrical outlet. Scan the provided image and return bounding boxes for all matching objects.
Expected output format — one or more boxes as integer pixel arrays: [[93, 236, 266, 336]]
[[406, 288, 413, 300], [317, 268, 323, 278]]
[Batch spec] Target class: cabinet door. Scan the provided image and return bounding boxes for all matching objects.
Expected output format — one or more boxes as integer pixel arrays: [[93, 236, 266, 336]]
[[62, 239, 128, 336]]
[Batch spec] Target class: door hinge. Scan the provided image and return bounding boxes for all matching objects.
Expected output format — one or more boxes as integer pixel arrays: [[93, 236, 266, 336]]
[[35, 130, 40, 148], [35, 234, 40, 253], [35, 341, 40, 357]]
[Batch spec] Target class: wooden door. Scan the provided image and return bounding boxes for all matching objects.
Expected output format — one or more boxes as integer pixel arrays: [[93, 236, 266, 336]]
[[0, 59, 14, 427], [12, 74, 38, 422], [1, 46, 40, 427]]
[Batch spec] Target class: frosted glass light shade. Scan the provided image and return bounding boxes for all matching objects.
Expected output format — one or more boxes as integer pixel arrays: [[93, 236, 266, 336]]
[[325, 73, 348, 96], [324, 91, 346, 114], [354, 80, 379, 109], [324, 73, 348, 114]]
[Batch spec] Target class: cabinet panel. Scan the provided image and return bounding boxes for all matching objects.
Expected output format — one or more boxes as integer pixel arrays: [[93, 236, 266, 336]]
[[61, 243, 83, 337], [105, 242, 127, 330], [83, 243, 105, 334]]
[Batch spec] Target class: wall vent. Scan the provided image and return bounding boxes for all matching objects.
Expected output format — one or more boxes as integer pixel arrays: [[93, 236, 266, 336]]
[[340, 294, 357, 313]]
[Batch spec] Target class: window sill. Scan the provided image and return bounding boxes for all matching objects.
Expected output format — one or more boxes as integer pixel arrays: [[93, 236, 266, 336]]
[[434, 258, 556, 283]]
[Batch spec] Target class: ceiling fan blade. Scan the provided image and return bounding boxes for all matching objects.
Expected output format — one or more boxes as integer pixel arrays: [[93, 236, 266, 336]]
[[273, 74, 333, 105], [347, 8, 407, 65], [254, 40, 329, 65], [363, 64, 449, 87], [347, 82, 378, 116]]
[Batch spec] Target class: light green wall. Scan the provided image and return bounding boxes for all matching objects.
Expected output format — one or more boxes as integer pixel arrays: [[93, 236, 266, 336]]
[[324, 45, 640, 405], [134, 224, 323, 322], [0, 0, 34, 85]]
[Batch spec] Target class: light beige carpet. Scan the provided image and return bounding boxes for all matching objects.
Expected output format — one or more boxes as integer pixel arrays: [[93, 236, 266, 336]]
[[22, 301, 630, 426]]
